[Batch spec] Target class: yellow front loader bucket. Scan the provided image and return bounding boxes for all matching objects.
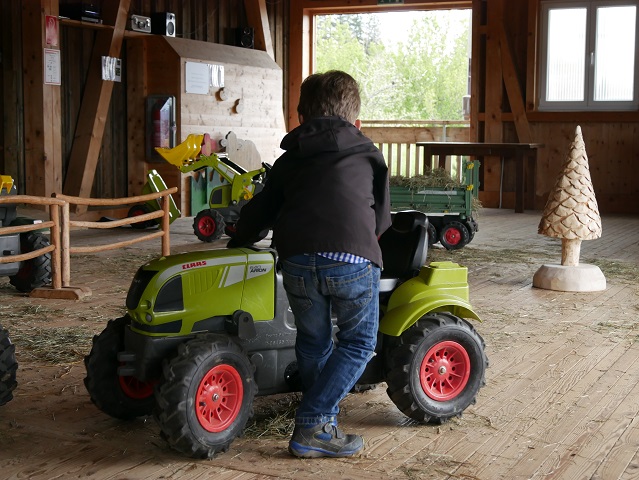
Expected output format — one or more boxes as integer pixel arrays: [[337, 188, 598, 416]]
[[155, 134, 204, 167]]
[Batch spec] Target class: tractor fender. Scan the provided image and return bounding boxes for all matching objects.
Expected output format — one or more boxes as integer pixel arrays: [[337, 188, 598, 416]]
[[379, 294, 481, 337]]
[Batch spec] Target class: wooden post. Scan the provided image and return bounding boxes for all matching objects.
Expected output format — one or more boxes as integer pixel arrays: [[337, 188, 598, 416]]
[[244, 0, 275, 60], [21, 0, 62, 197], [162, 193, 171, 257], [49, 203, 62, 290]]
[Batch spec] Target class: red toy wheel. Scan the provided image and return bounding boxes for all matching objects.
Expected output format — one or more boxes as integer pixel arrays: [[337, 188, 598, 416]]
[[155, 334, 256, 458], [420, 340, 470, 401], [439, 221, 470, 250], [195, 364, 244, 432], [385, 312, 488, 423], [119, 374, 156, 400], [193, 209, 225, 242]]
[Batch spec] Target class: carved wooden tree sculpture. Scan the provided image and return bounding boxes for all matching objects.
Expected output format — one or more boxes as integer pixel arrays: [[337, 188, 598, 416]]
[[538, 125, 602, 264], [534, 126, 606, 292]]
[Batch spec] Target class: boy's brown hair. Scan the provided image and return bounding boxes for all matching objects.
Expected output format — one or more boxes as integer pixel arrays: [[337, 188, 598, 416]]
[[297, 70, 361, 124]]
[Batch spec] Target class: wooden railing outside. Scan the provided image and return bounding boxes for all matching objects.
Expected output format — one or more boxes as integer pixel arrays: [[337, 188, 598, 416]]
[[361, 120, 470, 181]]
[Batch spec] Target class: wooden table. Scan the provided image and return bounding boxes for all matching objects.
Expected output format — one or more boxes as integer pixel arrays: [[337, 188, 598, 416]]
[[417, 142, 544, 213]]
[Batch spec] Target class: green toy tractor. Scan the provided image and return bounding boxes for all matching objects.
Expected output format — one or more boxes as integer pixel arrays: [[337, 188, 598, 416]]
[[0, 325, 18, 406], [84, 210, 488, 458], [0, 175, 52, 292], [154, 133, 269, 242]]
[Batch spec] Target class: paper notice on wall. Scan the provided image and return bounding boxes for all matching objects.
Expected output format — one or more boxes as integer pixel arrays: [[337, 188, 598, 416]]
[[185, 62, 210, 94], [101, 56, 122, 82], [44, 49, 61, 85]]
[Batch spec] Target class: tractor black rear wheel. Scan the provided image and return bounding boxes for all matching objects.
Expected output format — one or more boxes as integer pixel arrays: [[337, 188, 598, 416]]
[[127, 204, 156, 229], [193, 209, 225, 242], [0, 326, 18, 406], [155, 334, 256, 458], [84, 316, 156, 420], [385, 312, 488, 423], [9, 232, 51, 292]]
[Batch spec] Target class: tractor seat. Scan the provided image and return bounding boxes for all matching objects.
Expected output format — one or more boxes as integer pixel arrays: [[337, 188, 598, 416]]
[[378, 210, 428, 292]]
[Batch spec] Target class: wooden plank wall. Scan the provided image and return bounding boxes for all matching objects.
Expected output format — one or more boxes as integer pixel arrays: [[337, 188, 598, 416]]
[[128, 36, 286, 214], [0, 0, 289, 202], [475, 0, 639, 213]]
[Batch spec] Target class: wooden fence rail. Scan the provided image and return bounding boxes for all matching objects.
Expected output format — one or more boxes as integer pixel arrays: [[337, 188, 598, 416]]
[[0, 188, 177, 300], [0, 195, 66, 290]]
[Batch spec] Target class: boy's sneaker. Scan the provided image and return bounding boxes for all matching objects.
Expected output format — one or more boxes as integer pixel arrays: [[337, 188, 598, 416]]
[[288, 422, 364, 458]]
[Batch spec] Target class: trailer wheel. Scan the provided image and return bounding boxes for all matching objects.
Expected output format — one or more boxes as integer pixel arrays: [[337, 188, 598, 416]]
[[84, 316, 156, 420], [439, 221, 470, 250], [194, 209, 225, 242], [0, 326, 18, 406], [128, 204, 156, 229], [155, 334, 256, 458], [9, 232, 51, 292], [385, 312, 487, 423]]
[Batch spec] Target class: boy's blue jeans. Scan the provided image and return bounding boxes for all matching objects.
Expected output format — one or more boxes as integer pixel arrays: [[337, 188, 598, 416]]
[[281, 253, 381, 428]]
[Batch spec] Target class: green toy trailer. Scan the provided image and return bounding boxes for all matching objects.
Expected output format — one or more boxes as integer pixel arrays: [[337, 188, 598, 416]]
[[390, 160, 480, 250], [84, 210, 488, 458]]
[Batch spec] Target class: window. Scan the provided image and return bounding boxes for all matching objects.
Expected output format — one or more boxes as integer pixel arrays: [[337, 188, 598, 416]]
[[539, 1, 639, 111]]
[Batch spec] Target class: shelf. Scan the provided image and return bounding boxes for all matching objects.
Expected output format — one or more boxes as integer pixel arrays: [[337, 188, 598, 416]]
[[58, 17, 113, 31]]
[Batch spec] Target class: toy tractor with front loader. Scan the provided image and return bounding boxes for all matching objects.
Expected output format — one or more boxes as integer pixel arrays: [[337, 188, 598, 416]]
[[155, 133, 269, 242], [84, 209, 489, 459]]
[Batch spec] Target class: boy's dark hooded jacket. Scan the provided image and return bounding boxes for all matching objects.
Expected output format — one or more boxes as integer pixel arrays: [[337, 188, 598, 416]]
[[230, 116, 392, 267]]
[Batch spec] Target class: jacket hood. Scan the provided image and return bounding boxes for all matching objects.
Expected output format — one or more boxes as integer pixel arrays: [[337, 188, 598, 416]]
[[280, 116, 372, 157]]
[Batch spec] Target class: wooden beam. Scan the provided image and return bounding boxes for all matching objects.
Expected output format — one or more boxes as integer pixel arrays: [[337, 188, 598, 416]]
[[500, 28, 532, 143], [22, 0, 62, 197], [244, 0, 275, 60], [2, 0, 24, 187], [288, 1, 310, 130], [62, 0, 131, 201], [484, 0, 503, 143], [526, 0, 540, 112]]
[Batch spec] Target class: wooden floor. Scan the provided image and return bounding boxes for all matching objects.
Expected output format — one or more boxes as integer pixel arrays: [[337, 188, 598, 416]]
[[1, 208, 638, 479]]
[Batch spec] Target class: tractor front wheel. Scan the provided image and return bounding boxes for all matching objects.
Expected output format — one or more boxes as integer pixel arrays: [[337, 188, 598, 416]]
[[9, 232, 51, 292], [84, 316, 156, 419], [155, 334, 256, 458], [0, 326, 18, 406], [385, 312, 488, 423], [193, 209, 225, 242]]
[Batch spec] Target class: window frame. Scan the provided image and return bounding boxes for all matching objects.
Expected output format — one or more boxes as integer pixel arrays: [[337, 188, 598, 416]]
[[539, 0, 639, 111]]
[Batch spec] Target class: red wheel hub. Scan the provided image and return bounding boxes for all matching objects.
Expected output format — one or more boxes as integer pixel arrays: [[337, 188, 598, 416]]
[[420, 341, 470, 401], [197, 215, 217, 237], [443, 227, 462, 246], [119, 375, 156, 400], [196, 364, 243, 432]]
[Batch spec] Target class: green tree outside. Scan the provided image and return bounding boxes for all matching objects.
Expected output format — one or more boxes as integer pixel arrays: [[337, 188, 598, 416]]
[[315, 11, 470, 121]]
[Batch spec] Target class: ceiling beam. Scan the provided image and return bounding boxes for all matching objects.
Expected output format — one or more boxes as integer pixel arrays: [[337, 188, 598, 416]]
[[244, 0, 275, 60]]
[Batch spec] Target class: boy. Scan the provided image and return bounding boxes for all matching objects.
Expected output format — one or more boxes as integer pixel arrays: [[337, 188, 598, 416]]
[[229, 70, 391, 458]]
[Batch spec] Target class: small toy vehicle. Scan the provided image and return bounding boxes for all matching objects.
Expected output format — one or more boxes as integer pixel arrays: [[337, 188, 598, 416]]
[[127, 170, 181, 229], [0, 325, 18, 406], [0, 175, 52, 292], [84, 210, 488, 458], [155, 133, 268, 242]]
